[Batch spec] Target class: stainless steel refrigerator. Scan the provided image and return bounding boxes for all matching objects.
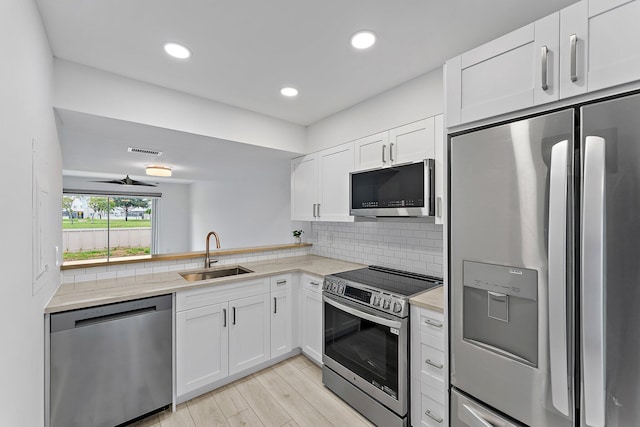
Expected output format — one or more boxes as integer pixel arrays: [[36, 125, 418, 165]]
[[449, 91, 640, 427]]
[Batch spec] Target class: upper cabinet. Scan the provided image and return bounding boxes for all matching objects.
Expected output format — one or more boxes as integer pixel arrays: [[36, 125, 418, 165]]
[[291, 141, 354, 222], [446, 0, 640, 127], [354, 118, 435, 170]]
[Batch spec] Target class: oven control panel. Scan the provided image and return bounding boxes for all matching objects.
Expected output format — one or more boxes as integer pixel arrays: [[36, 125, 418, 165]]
[[323, 277, 407, 317]]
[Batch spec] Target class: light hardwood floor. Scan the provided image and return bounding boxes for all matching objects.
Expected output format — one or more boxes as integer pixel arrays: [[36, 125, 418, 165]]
[[130, 355, 375, 427]]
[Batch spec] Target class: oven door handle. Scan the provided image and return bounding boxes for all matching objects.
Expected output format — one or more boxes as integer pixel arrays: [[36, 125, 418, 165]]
[[323, 295, 403, 330]]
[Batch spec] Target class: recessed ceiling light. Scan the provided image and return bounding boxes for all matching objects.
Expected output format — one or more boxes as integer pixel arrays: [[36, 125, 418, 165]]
[[146, 165, 172, 177], [280, 87, 299, 97], [350, 30, 376, 49], [163, 42, 191, 59]]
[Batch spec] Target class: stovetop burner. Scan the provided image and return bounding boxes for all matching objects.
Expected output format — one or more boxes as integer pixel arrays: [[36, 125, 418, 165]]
[[330, 265, 442, 296], [324, 266, 442, 318]]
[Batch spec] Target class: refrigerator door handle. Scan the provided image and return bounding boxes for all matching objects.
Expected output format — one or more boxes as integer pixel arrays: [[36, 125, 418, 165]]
[[548, 139, 570, 416], [462, 404, 494, 427], [582, 135, 606, 427]]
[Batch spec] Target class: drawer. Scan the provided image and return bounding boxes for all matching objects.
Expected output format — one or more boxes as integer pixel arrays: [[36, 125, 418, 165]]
[[421, 393, 446, 426], [419, 317, 445, 349], [176, 277, 269, 312], [302, 274, 323, 293], [421, 342, 445, 382], [422, 380, 445, 405], [270, 274, 291, 291]]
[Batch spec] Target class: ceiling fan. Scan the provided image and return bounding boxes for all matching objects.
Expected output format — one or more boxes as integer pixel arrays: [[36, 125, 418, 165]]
[[92, 175, 157, 187]]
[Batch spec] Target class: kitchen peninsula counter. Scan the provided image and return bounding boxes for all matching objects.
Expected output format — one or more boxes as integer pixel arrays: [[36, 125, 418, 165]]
[[47, 255, 364, 313]]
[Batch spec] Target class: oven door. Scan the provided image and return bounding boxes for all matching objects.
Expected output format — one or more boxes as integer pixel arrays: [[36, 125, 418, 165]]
[[322, 293, 408, 416]]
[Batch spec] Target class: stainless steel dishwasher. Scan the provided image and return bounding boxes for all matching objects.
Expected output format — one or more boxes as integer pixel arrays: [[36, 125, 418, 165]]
[[50, 295, 172, 427]]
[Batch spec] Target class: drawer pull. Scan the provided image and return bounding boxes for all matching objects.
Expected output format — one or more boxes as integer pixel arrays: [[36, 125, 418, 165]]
[[425, 409, 443, 424], [310, 281, 320, 286], [425, 318, 443, 328], [425, 359, 443, 369], [276, 280, 287, 285]]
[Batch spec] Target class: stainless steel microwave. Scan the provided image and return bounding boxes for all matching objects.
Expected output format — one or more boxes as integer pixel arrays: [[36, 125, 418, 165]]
[[349, 159, 435, 217]]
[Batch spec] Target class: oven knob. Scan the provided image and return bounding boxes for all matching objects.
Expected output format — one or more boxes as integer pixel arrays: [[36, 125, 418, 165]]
[[372, 296, 379, 306], [331, 283, 338, 292], [382, 299, 391, 310], [393, 301, 403, 313], [338, 284, 345, 293]]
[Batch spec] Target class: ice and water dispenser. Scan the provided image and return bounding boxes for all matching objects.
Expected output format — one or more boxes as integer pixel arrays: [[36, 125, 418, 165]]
[[463, 261, 538, 367]]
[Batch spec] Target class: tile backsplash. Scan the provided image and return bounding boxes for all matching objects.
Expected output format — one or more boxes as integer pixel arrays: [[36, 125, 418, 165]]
[[62, 246, 311, 284], [310, 219, 443, 277]]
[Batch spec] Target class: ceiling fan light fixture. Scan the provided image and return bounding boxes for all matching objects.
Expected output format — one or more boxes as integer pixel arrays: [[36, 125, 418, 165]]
[[146, 165, 172, 177], [350, 30, 376, 49], [164, 42, 191, 59]]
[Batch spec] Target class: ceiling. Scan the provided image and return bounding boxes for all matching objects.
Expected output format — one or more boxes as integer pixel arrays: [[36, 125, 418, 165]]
[[58, 109, 296, 185], [41, 0, 578, 184], [37, 0, 577, 126]]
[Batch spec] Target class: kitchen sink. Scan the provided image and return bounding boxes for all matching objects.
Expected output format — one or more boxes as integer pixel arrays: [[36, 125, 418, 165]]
[[180, 266, 253, 282]]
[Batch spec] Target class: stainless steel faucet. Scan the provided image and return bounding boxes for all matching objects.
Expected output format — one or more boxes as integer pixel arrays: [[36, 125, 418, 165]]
[[204, 231, 221, 268]]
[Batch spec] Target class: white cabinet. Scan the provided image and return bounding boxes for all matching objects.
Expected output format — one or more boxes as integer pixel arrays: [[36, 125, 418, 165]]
[[446, 0, 640, 127], [291, 141, 354, 222], [291, 154, 318, 221], [176, 303, 228, 397], [354, 132, 388, 170], [433, 114, 445, 225], [583, 0, 640, 92], [410, 305, 448, 427], [445, 14, 559, 127], [354, 119, 436, 170], [270, 274, 293, 358], [175, 277, 270, 399], [301, 274, 323, 364], [228, 293, 271, 375]]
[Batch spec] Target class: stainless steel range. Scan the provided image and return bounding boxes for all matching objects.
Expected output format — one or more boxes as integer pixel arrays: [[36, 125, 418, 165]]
[[322, 266, 442, 427]]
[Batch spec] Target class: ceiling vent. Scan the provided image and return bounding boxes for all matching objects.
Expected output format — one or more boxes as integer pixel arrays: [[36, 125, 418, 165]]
[[128, 147, 163, 156]]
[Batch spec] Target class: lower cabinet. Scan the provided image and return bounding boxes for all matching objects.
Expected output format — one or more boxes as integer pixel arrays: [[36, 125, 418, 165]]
[[270, 274, 293, 358], [228, 293, 271, 375], [410, 304, 448, 427], [176, 302, 228, 396], [301, 274, 323, 364]]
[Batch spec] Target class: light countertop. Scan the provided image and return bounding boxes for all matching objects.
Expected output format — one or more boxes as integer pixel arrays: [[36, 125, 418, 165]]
[[46, 255, 365, 313], [409, 286, 444, 313]]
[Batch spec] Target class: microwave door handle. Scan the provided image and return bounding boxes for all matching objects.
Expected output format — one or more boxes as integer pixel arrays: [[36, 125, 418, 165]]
[[322, 294, 402, 330], [462, 404, 494, 427], [582, 135, 606, 427], [548, 139, 571, 416]]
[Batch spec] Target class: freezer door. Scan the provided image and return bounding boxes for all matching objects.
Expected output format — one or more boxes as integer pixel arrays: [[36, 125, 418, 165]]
[[581, 92, 640, 427], [450, 109, 575, 427]]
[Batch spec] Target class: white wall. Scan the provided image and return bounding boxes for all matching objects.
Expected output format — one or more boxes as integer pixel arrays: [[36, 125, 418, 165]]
[[53, 59, 307, 154], [62, 177, 192, 253], [0, 1, 62, 425], [190, 160, 294, 249], [306, 68, 443, 152]]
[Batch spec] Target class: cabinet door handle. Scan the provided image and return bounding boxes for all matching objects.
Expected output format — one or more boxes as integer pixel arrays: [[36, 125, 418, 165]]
[[570, 34, 578, 82], [541, 45, 549, 90], [312, 203, 317, 218], [389, 142, 394, 162], [382, 144, 387, 163], [232, 307, 236, 325], [317, 204, 320, 218], [274, 297, 277, 314], [425, 409, 443, 424], [223, 308, 227, 328], [425, 358, 444, 369], [425, 318, 443, 328], [276, 280, 287, 286]]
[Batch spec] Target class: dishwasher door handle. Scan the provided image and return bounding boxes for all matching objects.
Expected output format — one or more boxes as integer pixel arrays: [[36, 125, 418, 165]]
[[74, 306, 157, 328]]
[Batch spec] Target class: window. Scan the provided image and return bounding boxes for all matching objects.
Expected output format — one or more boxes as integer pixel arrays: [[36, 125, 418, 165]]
[[62, 192, 159, 262]]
